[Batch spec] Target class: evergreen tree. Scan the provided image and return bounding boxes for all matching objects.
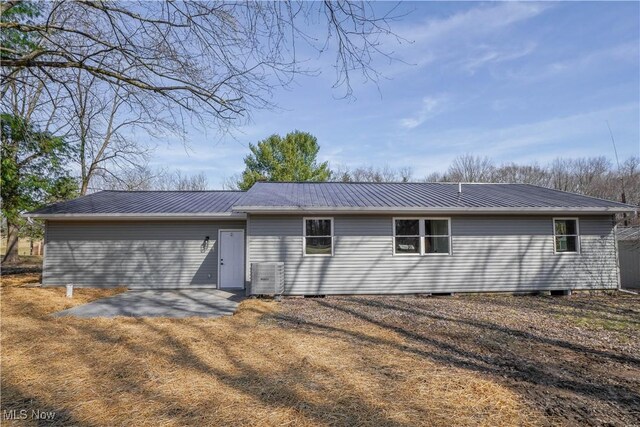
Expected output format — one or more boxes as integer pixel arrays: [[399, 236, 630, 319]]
[[1, 114, 77, 263], [237, 131, 330, 191]]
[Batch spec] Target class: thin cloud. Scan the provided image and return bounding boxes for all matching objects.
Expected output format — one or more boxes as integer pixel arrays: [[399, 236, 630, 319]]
[[399, 95, 450, 129], [404, 103, 639, 174], [504, 41, 639, 83], [460, 42, 538, 74], [409, 3, 549, 43], [388, 2, 550, 72]]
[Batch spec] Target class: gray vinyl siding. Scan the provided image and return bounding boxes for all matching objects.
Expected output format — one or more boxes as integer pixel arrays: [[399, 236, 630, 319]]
[[618, 241, 640, 288], [248, 215, 618, 295], [43, 220, 245, 288]]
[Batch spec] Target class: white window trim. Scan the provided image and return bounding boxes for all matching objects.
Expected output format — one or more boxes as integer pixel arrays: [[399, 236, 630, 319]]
[[424, 217, 453, 256], [303, 217, 334, 257], [392, 217, 422, 256], [392, 217, 452, 256], [553, 217, 580, 254]]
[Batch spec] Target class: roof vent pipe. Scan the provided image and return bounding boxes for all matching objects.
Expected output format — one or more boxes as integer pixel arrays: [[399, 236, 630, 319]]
[[458, 182, 462, 194]]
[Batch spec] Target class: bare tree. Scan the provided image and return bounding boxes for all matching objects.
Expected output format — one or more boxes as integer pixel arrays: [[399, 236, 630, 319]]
[[618, 156, 640, 207], [423, 171, 444, 182], [2, 70, 71, 136], [3, 69, 167, 196], [95, 164, 209, 191], [331, 165, 413, 182], [221, 173, 243, 191], [93, 164, 158, 191], [328, 164, 353, 183], [397, 166, 414, 183], [548, 157, 611, 196], [1, 1, 404, 131], [493, 163, 550, 186], [445, 154, 495, 182], [68, 72, 167, 195], [549, 158, 574, 192], [569, 157, 610, 197], [154, 170, 209, 191]]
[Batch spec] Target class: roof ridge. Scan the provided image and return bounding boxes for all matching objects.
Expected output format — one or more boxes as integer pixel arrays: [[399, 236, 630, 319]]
[[99, 190, 245, 193], [253, 181, 526, 185]]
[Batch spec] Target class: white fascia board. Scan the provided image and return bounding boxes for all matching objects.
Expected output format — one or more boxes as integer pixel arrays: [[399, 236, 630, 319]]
[[23, 212, 247, 220], [232, 206, 636, 215]]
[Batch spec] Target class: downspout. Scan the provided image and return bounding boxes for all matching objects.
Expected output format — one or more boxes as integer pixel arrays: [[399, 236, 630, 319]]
[[42, 219, 48, 285], [245, 213, 251, 296]]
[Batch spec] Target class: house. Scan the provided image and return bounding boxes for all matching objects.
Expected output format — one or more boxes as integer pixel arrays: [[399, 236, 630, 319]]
[[26, 182, 637, 295]]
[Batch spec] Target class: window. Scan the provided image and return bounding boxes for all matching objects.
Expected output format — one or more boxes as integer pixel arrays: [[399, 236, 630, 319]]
[[395, 219, 421, 255], [425, 219, 450, 254], [554, 218, 579, 253], [393, 218, 451, 255], [304, 218, 333, 256]]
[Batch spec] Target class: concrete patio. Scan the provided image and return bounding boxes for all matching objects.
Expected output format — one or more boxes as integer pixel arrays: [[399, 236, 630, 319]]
[[55, 289, 245, 318]]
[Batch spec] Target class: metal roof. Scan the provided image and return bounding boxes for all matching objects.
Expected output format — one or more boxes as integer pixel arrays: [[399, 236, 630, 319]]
[[26, 183, 636, 218], [233, 182, 636, 213], [28, 190, 246, 218]]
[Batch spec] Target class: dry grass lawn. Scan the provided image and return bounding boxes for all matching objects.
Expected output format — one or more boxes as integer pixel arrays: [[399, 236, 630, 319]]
[[276, 294, 640, 426], [0, 274, 539, 426]]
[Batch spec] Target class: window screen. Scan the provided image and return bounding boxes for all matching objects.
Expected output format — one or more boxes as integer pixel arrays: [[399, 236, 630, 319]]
[[304, 218, 333, 255], [554, 219, 579, 253]]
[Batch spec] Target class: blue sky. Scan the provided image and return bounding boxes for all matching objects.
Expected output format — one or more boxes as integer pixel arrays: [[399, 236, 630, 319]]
[[148, 1, 640, 188]]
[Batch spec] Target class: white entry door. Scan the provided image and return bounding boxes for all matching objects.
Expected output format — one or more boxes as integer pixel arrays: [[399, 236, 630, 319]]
[[218, 230, 245, 289]]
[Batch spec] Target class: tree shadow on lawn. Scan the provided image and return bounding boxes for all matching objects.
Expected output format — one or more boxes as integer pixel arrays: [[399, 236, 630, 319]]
[[346, 297, 640, 365], [87, 309, 421, 426], [141, 318, 412, 426], [0, 383, 80, 427], [477, 294, 640, 327], [272, 296, 640, 426], [3, 299, 418, 426], [4, 287, 637, 426]]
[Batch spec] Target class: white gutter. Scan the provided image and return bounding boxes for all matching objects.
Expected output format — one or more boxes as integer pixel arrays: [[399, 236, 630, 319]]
[[232, 206, 636, 215], [24, 212, 247, 220]]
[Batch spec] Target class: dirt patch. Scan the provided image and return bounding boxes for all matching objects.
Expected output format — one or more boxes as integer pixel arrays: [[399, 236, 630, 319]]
[[1, 274, 537, 426], [273, 293, 640, 426]]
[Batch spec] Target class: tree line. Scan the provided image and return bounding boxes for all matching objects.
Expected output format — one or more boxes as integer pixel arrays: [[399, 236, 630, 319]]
[[424, 154, 639, 208], [225, 132, 638, 212]]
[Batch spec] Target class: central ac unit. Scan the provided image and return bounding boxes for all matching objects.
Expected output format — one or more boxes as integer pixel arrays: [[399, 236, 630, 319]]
[[250, 262, 285, 296]]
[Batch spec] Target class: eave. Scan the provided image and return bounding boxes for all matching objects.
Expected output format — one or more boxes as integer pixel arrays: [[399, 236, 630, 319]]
[[232, 206, 637, 215], [23, 212, 247, 221]]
